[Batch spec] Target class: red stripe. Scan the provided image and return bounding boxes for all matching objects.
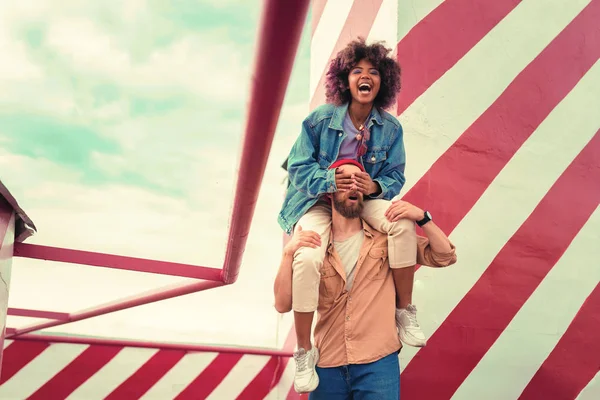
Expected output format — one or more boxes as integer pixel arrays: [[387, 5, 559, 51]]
[[105, 349, 186, 400], [27, 344, 122, 400], [174, 353, 243, 399], [403, 0, 600, 239], [310, 0, 384, 109], [235, 356, 282, 399], [396, 0, 520, 115], [401, 130, 600, 399], [519, 283, 600, 400], [0, 341, 49, 384], [311, 0, 328, 37], [287, 388, 306, 400]]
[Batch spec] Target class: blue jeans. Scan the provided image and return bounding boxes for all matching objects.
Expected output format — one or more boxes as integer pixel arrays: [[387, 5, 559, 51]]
[[309, 352, 400, 400]]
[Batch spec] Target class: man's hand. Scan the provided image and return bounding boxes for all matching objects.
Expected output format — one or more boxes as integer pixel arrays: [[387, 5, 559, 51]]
[[284, 226, 322, 256], [384, 200, 425, 222], [335, 168, 354, 192], [352, 171, 379, 195]]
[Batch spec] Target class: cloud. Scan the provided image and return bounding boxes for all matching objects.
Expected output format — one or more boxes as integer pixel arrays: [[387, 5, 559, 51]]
[[42, 18, 250, 103]]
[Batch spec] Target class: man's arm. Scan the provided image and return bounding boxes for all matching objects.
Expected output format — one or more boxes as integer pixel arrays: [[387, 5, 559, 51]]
[[385, 200, 457, 267], [273, 227, 322, 313], [419, 220, 452, 253], [274, 252, 294, 313]]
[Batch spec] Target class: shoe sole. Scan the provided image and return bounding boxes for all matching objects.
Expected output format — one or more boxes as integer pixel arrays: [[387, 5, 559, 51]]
[[294, 374, 319, 394], [399, 326, 427, 347]]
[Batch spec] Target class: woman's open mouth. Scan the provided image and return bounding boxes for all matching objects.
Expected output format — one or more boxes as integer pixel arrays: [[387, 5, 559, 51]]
[[358, 83, 372, 94]]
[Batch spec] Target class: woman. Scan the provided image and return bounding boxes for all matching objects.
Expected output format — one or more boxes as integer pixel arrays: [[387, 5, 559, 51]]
[[277, 37, 427, 394]]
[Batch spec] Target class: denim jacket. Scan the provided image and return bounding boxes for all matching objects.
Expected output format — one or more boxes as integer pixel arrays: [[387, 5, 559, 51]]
[[278, 102, 406, 234]]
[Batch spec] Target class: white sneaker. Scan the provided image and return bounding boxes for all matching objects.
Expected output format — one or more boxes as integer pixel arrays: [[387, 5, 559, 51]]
[[293, 346, 320, 393], [396, 304, 427, 347]]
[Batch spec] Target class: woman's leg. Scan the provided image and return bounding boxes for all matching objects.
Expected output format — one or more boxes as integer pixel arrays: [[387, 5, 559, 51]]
[[291, 200, 332, 393], [360, 199, 426, 347]]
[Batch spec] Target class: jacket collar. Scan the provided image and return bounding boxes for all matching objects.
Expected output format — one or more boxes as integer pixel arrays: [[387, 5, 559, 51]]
[[329, 103, 384, 131]]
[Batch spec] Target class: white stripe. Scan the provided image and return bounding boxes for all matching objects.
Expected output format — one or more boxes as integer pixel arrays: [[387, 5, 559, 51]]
[[398, 0, 592, 195], [0, 343, 88, 399], [207, 355, 272, 399], [399, 58, 600, 370], [453, 205, 600, 399], [3, 339, 13, 349], [367, 0, 398, 48], [577, 371, 600, 400], [65, 347, 158, 400], [140, 351, 218, 399], [397, 0, 445, 42], [310, 0, 354, 96]]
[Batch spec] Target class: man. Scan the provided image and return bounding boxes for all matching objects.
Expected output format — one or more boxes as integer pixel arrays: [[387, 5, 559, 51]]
[[273, 161, 457, 398]]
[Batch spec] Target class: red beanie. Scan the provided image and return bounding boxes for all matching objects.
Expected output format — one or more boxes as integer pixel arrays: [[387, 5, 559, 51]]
[[329, 159, 365, 172]]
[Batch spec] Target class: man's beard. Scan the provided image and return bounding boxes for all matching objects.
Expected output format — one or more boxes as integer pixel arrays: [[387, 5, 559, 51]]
[[332, 196, 363, 219]]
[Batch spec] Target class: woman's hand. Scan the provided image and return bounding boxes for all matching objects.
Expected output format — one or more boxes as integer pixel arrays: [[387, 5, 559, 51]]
[[284, 226, 322, 256], [384, 200, 425, 222], [352, 172, 379, 195]]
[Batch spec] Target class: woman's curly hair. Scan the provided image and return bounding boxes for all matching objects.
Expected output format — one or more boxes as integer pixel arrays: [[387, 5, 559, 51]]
[[324, 37, 401, 110]]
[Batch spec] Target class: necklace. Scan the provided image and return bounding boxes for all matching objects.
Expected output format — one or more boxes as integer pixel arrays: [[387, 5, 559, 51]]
[[349, 112, 369, 141]]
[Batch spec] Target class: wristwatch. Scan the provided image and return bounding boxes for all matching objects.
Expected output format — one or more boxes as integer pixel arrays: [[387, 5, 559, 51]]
[[416, 211, 432, 227]]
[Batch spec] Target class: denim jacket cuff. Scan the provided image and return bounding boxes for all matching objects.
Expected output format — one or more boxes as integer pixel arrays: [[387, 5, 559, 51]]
[[325, 168, 337, 193], [369, 179, 386, 199]]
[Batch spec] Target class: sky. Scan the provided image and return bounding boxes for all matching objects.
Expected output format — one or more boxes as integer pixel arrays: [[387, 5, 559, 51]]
[[2, 0, 311, 349]]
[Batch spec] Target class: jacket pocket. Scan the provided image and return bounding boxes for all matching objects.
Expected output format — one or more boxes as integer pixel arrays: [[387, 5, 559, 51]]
[[363, 150, 387, 165]]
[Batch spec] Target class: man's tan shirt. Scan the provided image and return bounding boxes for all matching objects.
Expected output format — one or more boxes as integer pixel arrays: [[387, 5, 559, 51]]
[[314, 220, 457, 367]]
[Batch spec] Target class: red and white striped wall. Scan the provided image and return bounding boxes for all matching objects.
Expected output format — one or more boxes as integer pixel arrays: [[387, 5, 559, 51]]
[[2, 0, 599, 399]]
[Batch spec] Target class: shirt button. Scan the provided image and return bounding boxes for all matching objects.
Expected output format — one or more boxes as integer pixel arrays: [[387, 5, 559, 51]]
[[339, 132, 343, 137], [371, 156, 376, 162], [346, 315, 350, 321]]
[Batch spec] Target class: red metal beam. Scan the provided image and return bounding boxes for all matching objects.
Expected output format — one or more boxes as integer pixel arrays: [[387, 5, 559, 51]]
[[14, 243, 223, 281], [10, 333, 293, 358], [220, 0, 310, 284], [6, 280, 224, 338], [7, 308, 69, 320]]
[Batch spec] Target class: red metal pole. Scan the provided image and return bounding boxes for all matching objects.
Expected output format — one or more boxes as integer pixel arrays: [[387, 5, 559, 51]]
[[11, 333, 294, 358], [220, 0, 310, 284], [7, 308, 69, 320], [7, 280, 224, 338], [14, 243, 223, 281]]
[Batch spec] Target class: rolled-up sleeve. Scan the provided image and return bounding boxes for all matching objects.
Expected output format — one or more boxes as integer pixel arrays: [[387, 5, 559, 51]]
[[416, 236, 457, 268]]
